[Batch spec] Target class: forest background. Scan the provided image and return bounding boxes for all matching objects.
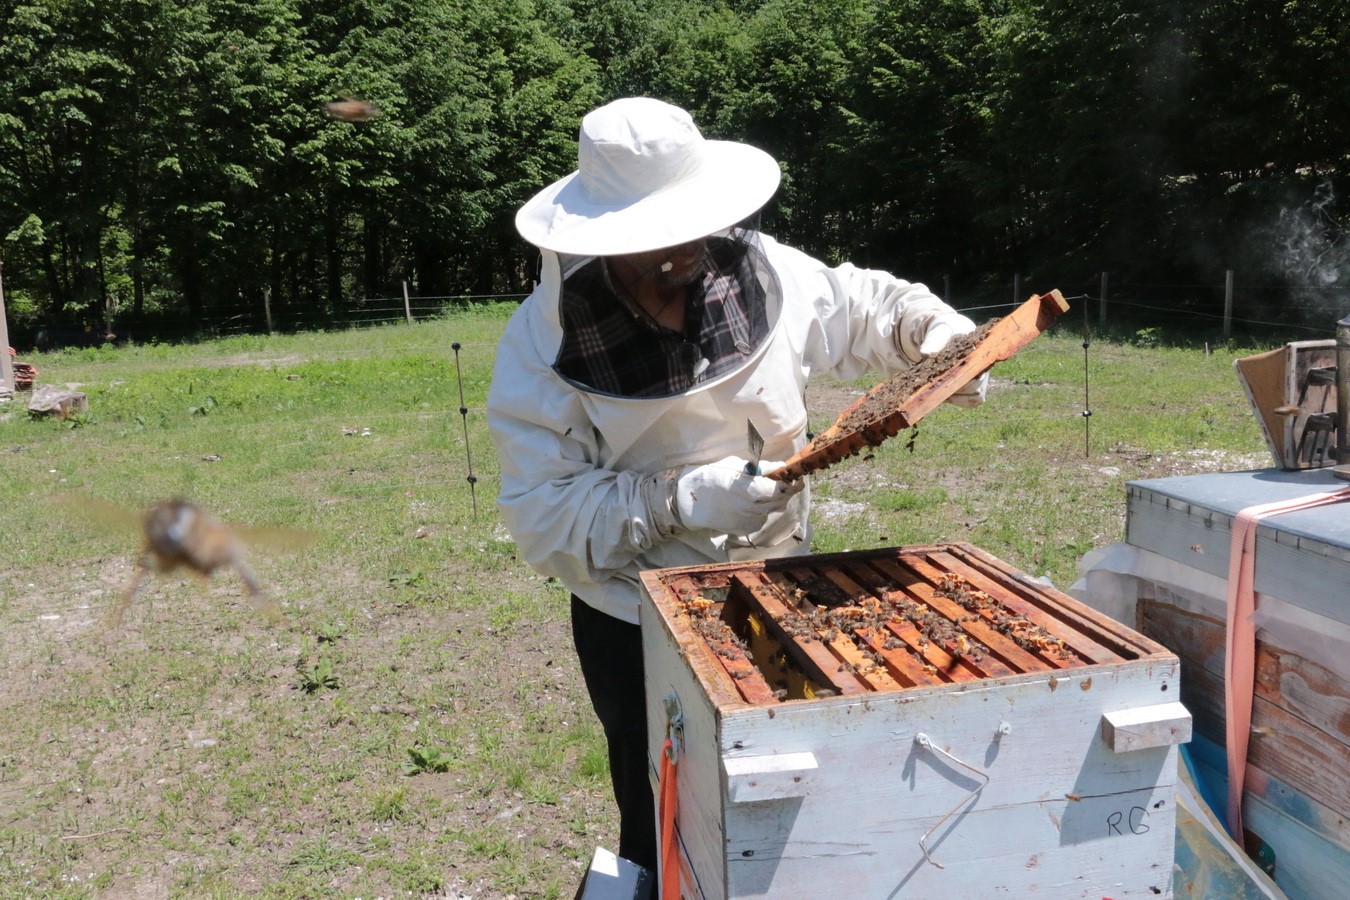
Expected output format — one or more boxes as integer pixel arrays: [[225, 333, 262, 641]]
[[1, 0, 1347, 346]]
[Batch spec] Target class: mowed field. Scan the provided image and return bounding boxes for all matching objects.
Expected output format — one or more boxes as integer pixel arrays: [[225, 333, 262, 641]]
[[0, 306, 1271, 898]]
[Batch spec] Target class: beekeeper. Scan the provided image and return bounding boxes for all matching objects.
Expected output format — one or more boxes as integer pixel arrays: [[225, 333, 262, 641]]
[[487, 96, 986, 870]]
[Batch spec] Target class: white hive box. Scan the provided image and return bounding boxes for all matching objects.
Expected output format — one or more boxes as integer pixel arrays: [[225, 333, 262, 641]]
[[640, 542, 1189, 899]]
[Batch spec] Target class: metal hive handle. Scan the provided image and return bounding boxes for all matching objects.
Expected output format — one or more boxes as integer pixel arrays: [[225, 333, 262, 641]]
[[913, 732, 991, 869]]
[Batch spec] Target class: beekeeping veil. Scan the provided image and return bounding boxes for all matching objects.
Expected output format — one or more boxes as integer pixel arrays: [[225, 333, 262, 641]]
[[515, 98, 783, 397]]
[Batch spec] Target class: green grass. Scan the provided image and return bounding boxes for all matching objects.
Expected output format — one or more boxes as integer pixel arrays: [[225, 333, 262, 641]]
[[0, 310, 1275, 897]]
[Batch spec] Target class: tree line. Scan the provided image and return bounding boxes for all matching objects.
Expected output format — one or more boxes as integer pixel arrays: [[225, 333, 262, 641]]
[[1, 0, 1346, 343]]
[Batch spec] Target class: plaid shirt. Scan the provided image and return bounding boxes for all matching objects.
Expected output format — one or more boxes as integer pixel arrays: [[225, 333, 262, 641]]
[[554, 238, 770, 398]]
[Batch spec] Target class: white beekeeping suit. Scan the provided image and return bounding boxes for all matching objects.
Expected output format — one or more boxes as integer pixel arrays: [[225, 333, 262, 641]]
[[488, 97, 984, 625]]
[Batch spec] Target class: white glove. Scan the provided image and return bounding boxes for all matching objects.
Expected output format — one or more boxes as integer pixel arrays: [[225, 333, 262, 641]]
[[642, 456, 804, 537], [916, 313, 986, 407], [917, 313, 976, 357], [948, 370, 988, 407]]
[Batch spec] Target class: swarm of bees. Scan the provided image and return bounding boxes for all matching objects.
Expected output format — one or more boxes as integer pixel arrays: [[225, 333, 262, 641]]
[[57, 495, 316, 630]]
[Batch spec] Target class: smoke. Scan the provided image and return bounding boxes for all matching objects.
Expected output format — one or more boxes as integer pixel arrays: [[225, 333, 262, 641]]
[[1275, 182, 1348, 285], [1269, 181, 1350, 321]]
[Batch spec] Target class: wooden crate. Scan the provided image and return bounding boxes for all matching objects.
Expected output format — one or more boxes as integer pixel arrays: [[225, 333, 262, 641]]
[[640, 542, 1189, 899], [1234, 339, 1340, 469]]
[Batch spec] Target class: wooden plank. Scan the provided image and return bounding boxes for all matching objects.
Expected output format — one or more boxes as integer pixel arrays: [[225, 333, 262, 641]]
[[939, 542, 1161, 661], [869, 556, 1038, 676], [847, 626, 932, 687], [658, 573, 777, 707], [780, 564, 974, 684], [704, 631, 780, 706], [728, 572, 869, 696], [769, 290, 1071, 482], [1139, 597, 1350, 818], [923, 550, 1111, 667], [638, 578, 728, 900], [777, 565, 915, 690], [1188, 738, 1350, 898], [837, 561, 978, 684], [1101, 702, 1192, 752]]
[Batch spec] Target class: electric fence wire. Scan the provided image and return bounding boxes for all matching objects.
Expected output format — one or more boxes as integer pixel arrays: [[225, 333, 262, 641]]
[[451, 341, 478, 519]]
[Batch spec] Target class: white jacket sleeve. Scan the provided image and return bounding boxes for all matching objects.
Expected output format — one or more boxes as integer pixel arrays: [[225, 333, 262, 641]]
[[766, 238, 971, 381], [488, 356, 662, 588], [486, 304, 685, 612]]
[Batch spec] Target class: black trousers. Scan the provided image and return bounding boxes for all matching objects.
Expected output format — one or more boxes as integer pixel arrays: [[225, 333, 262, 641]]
[[570, 595, 657, 872]]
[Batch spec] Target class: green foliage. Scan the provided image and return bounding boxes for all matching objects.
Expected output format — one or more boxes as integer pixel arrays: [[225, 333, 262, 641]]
[[296, 655, 340, 692], [402, 743, 456, 776], [1131, 327, 1163, 349], [2, 0, 1342, 334]]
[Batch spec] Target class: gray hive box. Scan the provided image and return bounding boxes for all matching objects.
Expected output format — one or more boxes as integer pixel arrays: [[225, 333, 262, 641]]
[[1076, 468, 1350, 899], [1125, 468, 1350, 626]]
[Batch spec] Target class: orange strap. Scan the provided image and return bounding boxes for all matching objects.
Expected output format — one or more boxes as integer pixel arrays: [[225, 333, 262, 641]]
[[658, 737, 679, 899], [1224, 487, 1350, 839]]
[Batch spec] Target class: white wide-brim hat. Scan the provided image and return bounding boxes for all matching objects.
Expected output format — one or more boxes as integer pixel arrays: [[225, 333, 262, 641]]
[[515, 97, 781, 256]]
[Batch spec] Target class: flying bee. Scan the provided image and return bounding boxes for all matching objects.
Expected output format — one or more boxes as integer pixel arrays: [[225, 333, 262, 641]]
[[324, 97, 381, 122], [56, 495, 316, 630]]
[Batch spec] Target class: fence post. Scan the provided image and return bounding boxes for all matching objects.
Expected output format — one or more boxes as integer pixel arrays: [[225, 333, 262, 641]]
[[0, 253, 14, 395], [1098, 272, 1108, 327], [263, 287, 274, 335], [1224, 270, 1234, 339], [1012, 273, 1021, 305], [402, 280, 413, 325]]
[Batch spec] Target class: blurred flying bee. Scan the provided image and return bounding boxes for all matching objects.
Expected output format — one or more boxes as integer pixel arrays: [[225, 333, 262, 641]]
[[56, 495, 316, 630], [324, 97, 381, 122]]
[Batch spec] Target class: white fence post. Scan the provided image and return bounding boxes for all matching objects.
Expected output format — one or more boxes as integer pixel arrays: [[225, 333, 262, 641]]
[[1224, 270, 1234, 339], [0, 253, 14, 395]]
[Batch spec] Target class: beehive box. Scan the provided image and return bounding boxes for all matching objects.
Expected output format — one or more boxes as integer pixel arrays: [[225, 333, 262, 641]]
[[1117, 469, 1350, 899], [640, 542, 1189, 899]]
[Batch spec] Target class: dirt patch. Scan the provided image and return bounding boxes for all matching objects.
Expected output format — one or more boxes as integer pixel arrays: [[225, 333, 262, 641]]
[[202, 352, 307, 369], [0, 529, 601, 898]]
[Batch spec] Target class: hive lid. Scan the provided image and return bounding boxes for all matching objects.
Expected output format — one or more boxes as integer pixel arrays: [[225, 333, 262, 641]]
[[1126, 468, 1350, 623]]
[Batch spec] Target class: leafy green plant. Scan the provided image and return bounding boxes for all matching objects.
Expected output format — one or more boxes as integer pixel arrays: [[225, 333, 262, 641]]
[[187, 395, 219, 417], [370, 787, 409, 822], [402, 744, 456, 776], [316, 621, 346, 644], [286, 833, 359, 876], [1132, 326, 1162, 348], [296, 656, 339, 693]]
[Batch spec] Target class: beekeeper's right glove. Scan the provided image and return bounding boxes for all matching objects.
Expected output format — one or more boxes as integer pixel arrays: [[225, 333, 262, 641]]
[[642, 456, 803, 538]]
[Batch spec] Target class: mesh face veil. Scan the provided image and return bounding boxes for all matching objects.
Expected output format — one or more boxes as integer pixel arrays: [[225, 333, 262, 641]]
[[553, 218, 781, 399]]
